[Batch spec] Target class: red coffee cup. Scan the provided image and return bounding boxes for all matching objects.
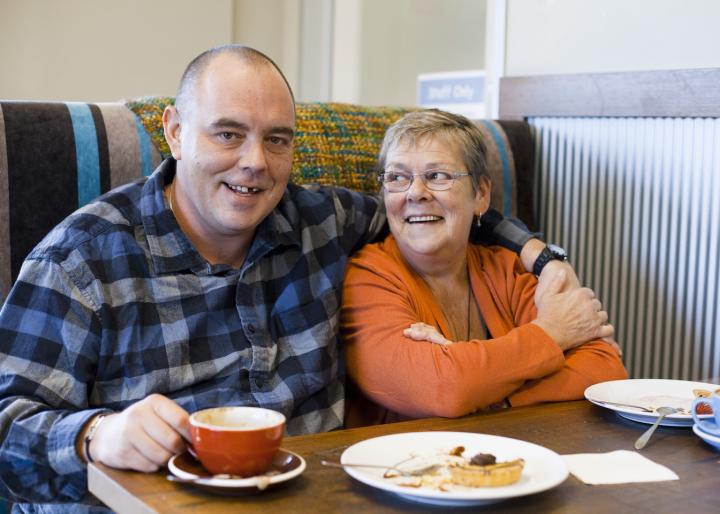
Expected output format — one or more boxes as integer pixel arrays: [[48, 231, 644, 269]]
[[188, 406, 286, 476]]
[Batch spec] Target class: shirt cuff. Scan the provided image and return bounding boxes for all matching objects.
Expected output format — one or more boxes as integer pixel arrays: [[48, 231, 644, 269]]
[[47, 409, 112, 476]]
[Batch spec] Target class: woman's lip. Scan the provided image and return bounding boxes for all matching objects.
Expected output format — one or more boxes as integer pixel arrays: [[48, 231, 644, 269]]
[[406, 215, 443, 223]]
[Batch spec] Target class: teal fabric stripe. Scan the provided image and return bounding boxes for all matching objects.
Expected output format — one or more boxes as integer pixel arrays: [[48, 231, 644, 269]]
[[479, 120, 512, 217], [134, 117, 154, 177], [67, 102, 100, 206]]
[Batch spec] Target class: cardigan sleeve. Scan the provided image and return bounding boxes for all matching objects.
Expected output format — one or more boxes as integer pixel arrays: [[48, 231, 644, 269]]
[[341, 247, 566, 419], [501, 252, 629, 406]]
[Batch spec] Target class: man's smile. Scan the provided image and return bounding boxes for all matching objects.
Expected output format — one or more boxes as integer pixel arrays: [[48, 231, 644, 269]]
[[224, 182, 264, 194]]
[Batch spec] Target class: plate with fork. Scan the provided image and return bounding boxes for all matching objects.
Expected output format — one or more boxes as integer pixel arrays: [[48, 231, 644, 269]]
[[585, 379, 718, 426], [338, 431, 567, 506]]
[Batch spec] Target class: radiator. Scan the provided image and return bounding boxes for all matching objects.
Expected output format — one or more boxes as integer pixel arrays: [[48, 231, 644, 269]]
[[529, 117, 720, 381]]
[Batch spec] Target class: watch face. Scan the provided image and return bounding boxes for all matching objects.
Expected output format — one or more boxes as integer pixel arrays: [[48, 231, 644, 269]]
[[547, 244, 567, 260]]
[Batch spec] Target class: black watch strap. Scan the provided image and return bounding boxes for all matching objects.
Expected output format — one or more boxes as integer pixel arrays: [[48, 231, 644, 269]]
[[533, 244, 567, 276]]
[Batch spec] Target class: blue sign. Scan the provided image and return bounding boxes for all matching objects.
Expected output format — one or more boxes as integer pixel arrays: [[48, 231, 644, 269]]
[[417, 71, 486, 118]]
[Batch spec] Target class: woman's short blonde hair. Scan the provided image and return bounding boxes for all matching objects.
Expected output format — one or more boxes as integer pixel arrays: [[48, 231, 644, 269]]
[[378, 109, 488, 191]]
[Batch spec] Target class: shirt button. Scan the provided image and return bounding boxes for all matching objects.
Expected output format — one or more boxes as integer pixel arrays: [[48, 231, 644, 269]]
[[254, 377, 264, 388], [247, 323, 256, 333]]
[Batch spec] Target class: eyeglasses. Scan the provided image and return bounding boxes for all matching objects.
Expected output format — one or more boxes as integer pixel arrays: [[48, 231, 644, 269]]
[[378, 170, 471, 192]]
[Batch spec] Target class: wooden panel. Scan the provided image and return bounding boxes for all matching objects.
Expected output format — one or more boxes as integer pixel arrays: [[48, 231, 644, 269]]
[[499, 68, 720, 119]]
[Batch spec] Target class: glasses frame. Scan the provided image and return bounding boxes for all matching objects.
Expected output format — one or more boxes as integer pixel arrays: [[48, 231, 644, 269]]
[[378, 170, 471, 192]]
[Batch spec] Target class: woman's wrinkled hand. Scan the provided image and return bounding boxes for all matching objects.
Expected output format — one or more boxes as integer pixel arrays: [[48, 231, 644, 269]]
[[532, 270, 614, 351], [403, 322, 454, 346]]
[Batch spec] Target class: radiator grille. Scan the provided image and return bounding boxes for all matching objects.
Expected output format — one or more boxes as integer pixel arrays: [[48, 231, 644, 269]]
[[530, 117, 720, 381]]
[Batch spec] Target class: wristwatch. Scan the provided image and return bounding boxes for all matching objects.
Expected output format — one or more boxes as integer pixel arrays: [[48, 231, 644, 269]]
[[533, 244, 568, 276]]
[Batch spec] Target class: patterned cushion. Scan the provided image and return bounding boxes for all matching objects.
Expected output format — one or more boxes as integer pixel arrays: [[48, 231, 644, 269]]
[[0, 99, 534, 301]]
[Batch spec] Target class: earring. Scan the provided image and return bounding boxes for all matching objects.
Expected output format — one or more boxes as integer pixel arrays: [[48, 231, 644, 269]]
[[476, 215, 482, 228]]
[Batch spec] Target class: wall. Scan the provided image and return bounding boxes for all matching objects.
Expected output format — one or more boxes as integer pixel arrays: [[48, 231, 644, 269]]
[[356, 0, 486, 107], [505, 0, 720, 76], [0, 0, 232, 102], [232, 0, 300, 95], [0, 0, 487, 107]]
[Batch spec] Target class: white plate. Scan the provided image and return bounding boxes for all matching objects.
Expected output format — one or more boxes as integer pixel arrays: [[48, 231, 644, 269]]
[[692, 424, 720, 451], [585, 379, 718, 426], [340, 431, 568, 506], [167, 448, 306, 493]]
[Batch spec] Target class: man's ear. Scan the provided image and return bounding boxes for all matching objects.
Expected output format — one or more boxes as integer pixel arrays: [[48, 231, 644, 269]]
[[473, 175, 492, 216], [163, 105, 182, 160]]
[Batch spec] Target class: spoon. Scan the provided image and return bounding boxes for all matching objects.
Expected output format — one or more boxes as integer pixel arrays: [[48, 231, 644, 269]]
[[634, 406, 678, 450], [166, 473, 274, 490], [320, 460, 441, 477], [166, 474, 214, 485]]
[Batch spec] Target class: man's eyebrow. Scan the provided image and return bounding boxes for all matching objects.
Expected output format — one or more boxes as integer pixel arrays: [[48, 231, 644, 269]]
[[269, 126, 295, 138], [210, 118, 249, 130], [209, 118, 294, 138]]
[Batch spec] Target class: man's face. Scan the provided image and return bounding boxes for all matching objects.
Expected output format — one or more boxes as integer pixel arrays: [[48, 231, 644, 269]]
[[166, 55, 296, 249]]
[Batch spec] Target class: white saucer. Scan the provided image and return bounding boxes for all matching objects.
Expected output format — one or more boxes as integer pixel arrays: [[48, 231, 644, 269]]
[[692, 424, 720, 451], [693, 418, 720, 438]]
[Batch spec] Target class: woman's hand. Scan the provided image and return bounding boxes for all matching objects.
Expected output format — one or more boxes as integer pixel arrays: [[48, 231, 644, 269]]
[[403, 322, 454, 346], [532, 270, 614, 351]]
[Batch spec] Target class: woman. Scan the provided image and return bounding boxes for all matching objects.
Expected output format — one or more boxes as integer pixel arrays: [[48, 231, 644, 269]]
[[340, 110, 627, 427]]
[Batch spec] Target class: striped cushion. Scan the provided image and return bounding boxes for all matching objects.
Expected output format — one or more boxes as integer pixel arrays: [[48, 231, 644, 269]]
[[0, 99, 534, 301], [0, 101, 162, 300]]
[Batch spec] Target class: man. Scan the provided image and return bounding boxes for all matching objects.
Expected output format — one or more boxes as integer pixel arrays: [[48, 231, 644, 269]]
[[0, 45, 609, 511]]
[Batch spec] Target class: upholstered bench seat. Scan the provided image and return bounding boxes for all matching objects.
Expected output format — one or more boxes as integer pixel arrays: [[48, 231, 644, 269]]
[[0, 99, 534, 301]]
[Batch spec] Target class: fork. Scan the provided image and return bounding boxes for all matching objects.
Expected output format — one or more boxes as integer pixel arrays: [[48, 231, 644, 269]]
[[320, 460, 441, 477], [595, 400, 689, 415], [594, 400, 656, 412]]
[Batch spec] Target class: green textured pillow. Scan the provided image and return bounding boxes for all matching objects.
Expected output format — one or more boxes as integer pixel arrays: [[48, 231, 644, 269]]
[[124, 98, 534, 224]]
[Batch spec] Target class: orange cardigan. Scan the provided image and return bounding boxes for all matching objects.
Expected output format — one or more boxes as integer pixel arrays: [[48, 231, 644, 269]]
[[340, 235, 628, 427]]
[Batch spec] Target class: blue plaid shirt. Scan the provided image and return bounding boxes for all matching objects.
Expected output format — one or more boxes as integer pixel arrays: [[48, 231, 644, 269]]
[[0, 159, 531, 511]]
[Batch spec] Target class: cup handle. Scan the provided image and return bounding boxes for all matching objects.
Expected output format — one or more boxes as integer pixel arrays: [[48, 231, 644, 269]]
[[691, 397, 711, 424], [186, 444, 199, 460]]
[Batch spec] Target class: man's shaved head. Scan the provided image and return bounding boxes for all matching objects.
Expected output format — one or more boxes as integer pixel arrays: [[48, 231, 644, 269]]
[[174, 45, 295, 116]]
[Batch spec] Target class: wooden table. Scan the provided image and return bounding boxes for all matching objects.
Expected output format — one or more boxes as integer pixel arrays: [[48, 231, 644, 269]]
[[89, 401, 718, 513]]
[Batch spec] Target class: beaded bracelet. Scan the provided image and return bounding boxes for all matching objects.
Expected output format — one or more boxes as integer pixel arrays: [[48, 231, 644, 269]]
[[84, 414, 108, 463]]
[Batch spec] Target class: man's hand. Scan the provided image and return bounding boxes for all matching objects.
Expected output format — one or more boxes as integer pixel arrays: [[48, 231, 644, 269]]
[[537, 260, 581, 296], [532, 271, 614, 351], [403, 322, 453, 346], [85, 394, 189, 472]]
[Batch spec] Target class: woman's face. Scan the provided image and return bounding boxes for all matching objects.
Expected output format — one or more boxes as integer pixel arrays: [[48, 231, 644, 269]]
[[383, 136, 490, 270]]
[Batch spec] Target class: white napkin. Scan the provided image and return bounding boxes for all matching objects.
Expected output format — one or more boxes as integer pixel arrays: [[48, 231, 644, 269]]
[[561, 450, 679, 485]]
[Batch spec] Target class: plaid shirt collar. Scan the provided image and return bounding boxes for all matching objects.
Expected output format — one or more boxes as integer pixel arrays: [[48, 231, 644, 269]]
[[142, 159, 300, 275]]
